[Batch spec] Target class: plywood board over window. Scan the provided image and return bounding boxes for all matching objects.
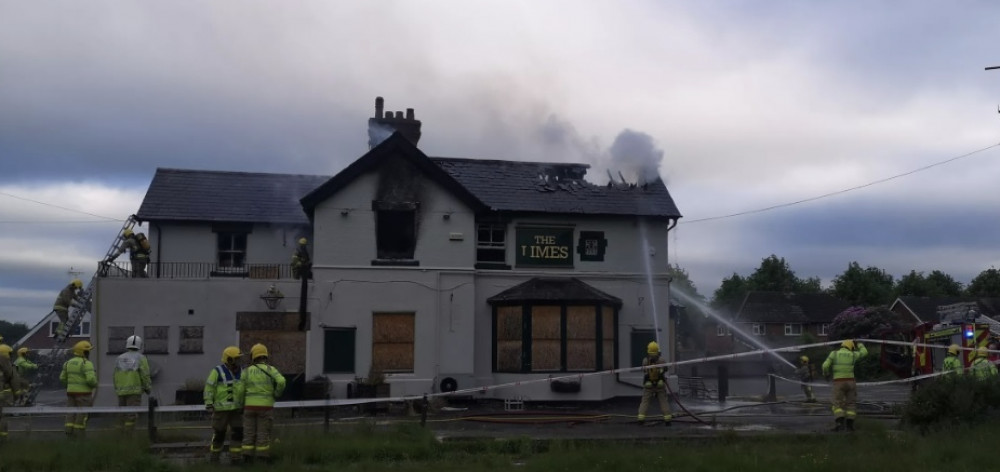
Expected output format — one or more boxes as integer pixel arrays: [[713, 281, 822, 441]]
[[602, 306, 615, 370], [566, 306, 596, 371], [144, 326, 169, 354], [531, 306, 561, 371], [179, 326, 204, 354], [495, 306, 522, 372], [107, 326, 134, 355], [240, 331, 307, 374], [372, 312, 415, 373]]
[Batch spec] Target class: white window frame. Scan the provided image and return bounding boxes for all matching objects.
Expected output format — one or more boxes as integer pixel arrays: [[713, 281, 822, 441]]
[[752, 323, 765, 336], [716, 324, 731, 337], [819, 323, 830, 336], [49, 321, 90, 338], [217, 232, 247, 269], [476, 223, 507, 263], [784, 323, 803, 336]]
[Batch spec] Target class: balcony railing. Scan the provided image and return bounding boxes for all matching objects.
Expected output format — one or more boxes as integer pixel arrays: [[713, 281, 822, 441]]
[[98, 261, 298, 280]]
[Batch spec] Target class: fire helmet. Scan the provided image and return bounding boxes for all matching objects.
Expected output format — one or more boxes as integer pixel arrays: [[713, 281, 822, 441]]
[[800, 355, 809, 364], [977, 347, 990, 359], [222, 346, 242, 364], [298, 237, 308, 245], [948, 344, 960, 356], [0, 344, 11, 358], [73, 341, 93, 356], [125, 335, 143, 351], [123, 228, 134, 237], [71, 279, 83, 289], [17, 347, 29, 357], [841, 340, 855, 351], [647, 341, 660, 355], [251, 343, 269, 361]]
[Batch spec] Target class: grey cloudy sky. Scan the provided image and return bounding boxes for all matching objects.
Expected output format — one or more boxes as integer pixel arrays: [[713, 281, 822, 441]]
[[2, 1, 1000, 326]]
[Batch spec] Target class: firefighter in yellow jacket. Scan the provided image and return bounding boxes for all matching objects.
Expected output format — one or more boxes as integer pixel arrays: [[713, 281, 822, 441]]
[[637, 341, 672, 426], [0, 344, 28, 442], [237, 343, 285, 464], [205, 346, 244, 464], [60, 341, 98, 436], [112, 335, 152, 430], [822, 339, 867, 432]]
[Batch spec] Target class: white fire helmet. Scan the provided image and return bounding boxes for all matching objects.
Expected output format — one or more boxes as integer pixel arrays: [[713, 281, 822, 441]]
[[125, 335, 143, 351]]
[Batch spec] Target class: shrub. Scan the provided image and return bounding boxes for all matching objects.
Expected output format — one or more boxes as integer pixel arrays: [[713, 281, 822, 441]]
[[902, 375, 1000, 432]]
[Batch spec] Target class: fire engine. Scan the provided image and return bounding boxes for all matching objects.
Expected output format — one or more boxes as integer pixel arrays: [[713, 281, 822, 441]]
[[881, 302, 999, 377]]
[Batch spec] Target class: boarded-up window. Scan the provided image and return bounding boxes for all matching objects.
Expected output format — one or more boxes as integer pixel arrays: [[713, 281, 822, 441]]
[[495, 306, 522, 372], [566, 306, 596, 371], [372, 312, 415, 373], [602, 306, 616, 370], [144, 326, 169, 354], [324, 328, 356, 373], [179, 326, 204, 354], [107, 326, 134, 354], [531, 306, 561, 371]]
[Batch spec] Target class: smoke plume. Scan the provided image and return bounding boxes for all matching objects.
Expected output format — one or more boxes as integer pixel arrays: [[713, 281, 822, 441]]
[[609, 129, 663, 185]]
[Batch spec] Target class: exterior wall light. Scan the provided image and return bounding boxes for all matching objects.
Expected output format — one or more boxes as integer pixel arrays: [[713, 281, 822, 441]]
[[261, 284, 284, 310]]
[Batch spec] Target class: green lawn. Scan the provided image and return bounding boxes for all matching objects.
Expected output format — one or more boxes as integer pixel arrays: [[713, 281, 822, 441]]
[[0, 421, 993, 471]]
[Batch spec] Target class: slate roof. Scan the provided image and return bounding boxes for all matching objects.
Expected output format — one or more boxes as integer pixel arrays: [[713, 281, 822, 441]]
[[735, 291, 851, 324], [431, 157, 682, 218], [487, 278, 623, 306], [892, 296, 1000, 323], [136, 168, 328, 225]]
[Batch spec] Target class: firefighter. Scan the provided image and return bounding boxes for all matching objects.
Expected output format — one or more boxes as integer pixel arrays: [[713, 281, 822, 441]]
[[112, 335, 152, 430], [822, 339, 867, 432], [52, 279, 84, 336], [205, 346, 244, 464], [796, 355, 817, 402], [60, 341, 98, 437], [106, 228, 151, 277], [14, 348, 38, 380], [238, 343, 285, 464], [637, 341, 672, 426], [290, 237, 312, 280], [971, 347, 998, 379], [0, 344, 28, 442], [942, 344, 963, 375]]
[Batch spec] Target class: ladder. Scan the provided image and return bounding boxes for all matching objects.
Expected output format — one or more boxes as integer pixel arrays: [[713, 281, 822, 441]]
[[17, 216, 140, 406]]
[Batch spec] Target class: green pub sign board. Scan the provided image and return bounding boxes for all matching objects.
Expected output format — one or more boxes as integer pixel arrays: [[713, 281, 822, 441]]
[[515, 227, 574, 267]]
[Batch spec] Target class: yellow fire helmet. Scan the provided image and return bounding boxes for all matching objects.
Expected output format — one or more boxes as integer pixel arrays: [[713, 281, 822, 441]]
[[250, 343, 269, 361], [72, 341, 93, 356], [222, 346, 242, 364], [647, 341, 660, 355], [18, 347, 29, 357], [298, 237, 308, 245], [123, 228, 134, 237], [800, 355, 809, 364], [977, 347, 990, 359], [948, 344, 960, 356], [71, 278, 83, 289], [0, 344, 11, 358], [841, 340, 855, 351]]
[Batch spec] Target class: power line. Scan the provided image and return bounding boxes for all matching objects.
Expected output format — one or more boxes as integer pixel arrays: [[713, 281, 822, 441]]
[[0, 220, 123, 224], [680, 141, 1000, 225], [0, 191, 124, 222]]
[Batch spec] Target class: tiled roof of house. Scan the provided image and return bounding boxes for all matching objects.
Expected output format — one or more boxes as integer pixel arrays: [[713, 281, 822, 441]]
[[487, 277, 623, 306], [894, 296, 1000, 323], [431, 157, 682, 218], [735, 291, 852, 324], [136, 168, 328, 224]]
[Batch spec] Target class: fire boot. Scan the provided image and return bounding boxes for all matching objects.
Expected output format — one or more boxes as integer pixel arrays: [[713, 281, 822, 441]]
[[846, 418, 855, 432], [833, 417, 845, 432]]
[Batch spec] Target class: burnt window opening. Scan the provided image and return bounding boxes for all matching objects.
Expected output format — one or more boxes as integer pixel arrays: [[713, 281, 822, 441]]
[[217, 232, 247, 269], [476, 223, 506, 263], [377, 210, 416, 259]]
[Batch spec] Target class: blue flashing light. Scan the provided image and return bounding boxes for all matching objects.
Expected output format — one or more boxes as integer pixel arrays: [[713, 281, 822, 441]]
[[965, 329, 975, 339]]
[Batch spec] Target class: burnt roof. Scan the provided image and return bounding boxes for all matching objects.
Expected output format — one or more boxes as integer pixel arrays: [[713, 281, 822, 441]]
[[735, 291, 852, 324], [431, 157, 682, 218], [136, 168, 327, 225], [893, 296, 1000, 323], [487, 278, 622, 306]]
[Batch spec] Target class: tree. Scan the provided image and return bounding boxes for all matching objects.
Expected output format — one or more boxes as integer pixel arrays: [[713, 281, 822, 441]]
[[0, 320, 30, 344], [895, 270, 963, 298], [712, 255, 822, 312], [712, 273, 749, 314], [667, 265, 707, 350], [966, 268, 1000, 297], [829, 306, 903, 341], [831, 261, 894, 306]]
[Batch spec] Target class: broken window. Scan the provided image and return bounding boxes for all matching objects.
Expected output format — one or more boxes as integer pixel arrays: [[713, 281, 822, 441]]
[[375, 203, 416, 260], [476, 223, 506, 263], [217, 232, 247, 269]]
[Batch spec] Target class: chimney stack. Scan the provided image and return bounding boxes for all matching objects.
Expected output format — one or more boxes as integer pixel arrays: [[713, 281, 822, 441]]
[[368, 96, 422, 149]]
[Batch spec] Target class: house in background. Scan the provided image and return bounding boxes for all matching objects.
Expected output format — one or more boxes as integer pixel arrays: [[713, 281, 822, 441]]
[[14, 311, 93, 355], [704, 291, 851, 372], [889, 296, 1000, 325], [92, 98, 683, 405]]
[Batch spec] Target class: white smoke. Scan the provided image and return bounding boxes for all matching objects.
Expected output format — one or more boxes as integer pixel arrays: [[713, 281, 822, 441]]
[[609, 129, 663, 185], [368, 122, 396, 149]]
